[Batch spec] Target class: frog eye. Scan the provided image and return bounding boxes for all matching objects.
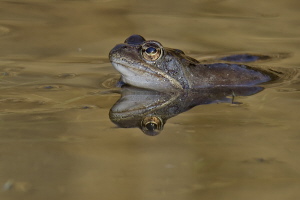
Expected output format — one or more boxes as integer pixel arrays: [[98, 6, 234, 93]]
[[141, 41, 163, 62], [145, 47, 157, 54], [140, 116, 164, 136]]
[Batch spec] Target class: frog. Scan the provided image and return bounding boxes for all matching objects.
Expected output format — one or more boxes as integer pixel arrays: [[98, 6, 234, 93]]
[[109, 34, 279, 91]]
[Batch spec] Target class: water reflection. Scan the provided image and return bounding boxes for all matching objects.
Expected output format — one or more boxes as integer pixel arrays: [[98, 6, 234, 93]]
[[109, 86, 264, 136]]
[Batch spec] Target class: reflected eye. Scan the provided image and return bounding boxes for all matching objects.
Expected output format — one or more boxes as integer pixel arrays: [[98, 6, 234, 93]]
[[141, 41, 163, 62], [141, 116, 164, 136]]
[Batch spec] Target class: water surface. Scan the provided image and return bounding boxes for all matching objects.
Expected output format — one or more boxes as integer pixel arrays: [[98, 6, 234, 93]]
[[0, 0, 300, 200]]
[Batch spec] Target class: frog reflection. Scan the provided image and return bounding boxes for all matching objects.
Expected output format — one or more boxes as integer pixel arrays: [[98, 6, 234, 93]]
[[109, 86, 264, 136]]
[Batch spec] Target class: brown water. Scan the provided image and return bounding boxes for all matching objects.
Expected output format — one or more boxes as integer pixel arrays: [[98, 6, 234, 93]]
[[1, 0, 300, 200]]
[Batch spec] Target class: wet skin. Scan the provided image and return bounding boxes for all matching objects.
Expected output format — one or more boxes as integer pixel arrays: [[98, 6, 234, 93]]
[[109, 35, 277, 91]]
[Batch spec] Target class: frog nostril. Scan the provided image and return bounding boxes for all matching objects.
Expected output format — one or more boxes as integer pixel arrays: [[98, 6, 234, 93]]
[[110, 44, 128, 53], [109, 44, 132, 61]]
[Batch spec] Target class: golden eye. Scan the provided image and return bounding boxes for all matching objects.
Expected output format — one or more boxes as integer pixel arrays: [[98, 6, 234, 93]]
[[141, 41, 163, 62], [140, 116, 164, 136]]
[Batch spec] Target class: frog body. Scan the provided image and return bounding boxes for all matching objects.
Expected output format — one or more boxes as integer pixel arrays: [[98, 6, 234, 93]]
[[109, 35, 277, 91]]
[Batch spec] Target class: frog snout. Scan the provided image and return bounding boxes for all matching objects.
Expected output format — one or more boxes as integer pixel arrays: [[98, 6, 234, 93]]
[[109, 44, 126, 60]]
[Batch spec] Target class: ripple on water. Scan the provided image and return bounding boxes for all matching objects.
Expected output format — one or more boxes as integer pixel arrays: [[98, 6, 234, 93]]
[[101, 74, 120, 89], [262, 67, 300, 88], [276, 88, 299, 93], [56, 73, 77, 79], [36, 84, 69, 90], [0, 97, 51, 112], [0, 66, 25, 77], [78, 105, 98, 109], [0, 25, 11, 36]]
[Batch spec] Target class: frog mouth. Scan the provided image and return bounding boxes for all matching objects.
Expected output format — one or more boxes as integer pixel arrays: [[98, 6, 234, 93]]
[[110, 60, 183, 90], [111, 61, 161, 78]]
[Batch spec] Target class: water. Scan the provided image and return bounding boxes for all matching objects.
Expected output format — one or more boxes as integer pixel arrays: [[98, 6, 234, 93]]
[[0, 0, 300, 199]]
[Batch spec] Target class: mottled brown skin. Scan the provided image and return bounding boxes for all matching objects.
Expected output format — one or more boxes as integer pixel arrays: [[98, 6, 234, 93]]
[[109, 35, 276, 91]]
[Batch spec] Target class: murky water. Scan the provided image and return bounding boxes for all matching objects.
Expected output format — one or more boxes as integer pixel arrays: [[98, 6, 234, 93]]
[[1, 0, 300, 199]]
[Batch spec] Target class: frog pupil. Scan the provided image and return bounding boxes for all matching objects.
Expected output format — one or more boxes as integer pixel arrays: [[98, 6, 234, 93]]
[[146, 47, 157, 54], [146, 122, 157, 131]]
